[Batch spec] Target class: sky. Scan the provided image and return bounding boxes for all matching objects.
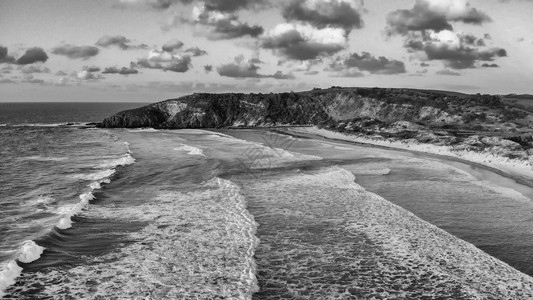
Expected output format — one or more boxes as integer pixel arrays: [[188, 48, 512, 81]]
[[1, 0, 533, 102]]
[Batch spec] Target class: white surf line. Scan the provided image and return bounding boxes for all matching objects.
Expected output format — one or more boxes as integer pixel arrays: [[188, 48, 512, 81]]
[[289, 126, 533, 182]]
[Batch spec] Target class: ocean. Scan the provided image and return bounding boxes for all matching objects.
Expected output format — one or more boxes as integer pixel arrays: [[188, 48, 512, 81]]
[[1, 103, 533, 299]]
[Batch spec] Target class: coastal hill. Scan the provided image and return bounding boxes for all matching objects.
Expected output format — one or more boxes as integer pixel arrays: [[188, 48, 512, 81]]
[[100, 87, 533, 161]]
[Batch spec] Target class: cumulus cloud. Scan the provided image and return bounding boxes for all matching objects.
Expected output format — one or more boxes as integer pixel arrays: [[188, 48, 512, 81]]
[[135, 49, 192, 72], [51, 44, 99, 59], [102, 66, 139, 75], [96, 35, 148, 50], [262, 23, 347, 61], [282, 0, 363, 33], [327, 52, 406, 76], [76, 70, 104, 80], [83, 66, 101, 72], [0, 46, 16, 64], [16, 48, 49, 65], [192, 4, 264, 40], [406, 30, 507, 69], [386, 0, 491, 35], [55, 70, 67, 76], [217, 55, 295, 79], [185, 46, 208, 56], [162, 39, 184, 52], [20, 65, 51, 74]]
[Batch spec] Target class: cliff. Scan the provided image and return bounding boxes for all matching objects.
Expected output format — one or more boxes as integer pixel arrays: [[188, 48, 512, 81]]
[[100, 87, 533, 160]]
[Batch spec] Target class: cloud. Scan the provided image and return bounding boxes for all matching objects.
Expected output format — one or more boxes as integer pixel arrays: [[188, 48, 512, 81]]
[[117, 0, 192, 10], [95, 35, 148, 50], [51, 44, 99, 59], [204, 64, 213, 72], [217, 55, 295, 79], [331, 52, 406, 75], [282, 0, 363, 33], [0, 78, 15, 84], [192, 4, 264, 39], [1, 65, 14, 73], [55, 70, 67, 76], [162, 39, 184, 52], [436, 69, 461, 76], [20, 65, 51, 74], [262, 23, 347, 61], [406, 30, 507, 69], [201, 0, 266, 12], [0, 46, 16, 64], [102, 66, 139, 74], [135, 49, 192, 72], [22, 74, 45, 84], [481, 63, 499, 68], [16, 48, 49, 65], [326, 52, 406, 76], [386, 0, 491, 35], [272, 71, 296, 79], [185, 46, 208, 56], [76, 70, 104, 80], [83, 66, 101, 72]]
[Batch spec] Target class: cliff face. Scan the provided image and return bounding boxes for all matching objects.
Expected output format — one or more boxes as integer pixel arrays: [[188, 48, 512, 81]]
[[101, 91, 333, 128], [100, 88, 486, 128], [100, 87, 533, 156]]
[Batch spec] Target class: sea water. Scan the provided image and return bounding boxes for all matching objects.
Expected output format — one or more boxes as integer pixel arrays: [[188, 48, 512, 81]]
[[2, 105, 533, 298]]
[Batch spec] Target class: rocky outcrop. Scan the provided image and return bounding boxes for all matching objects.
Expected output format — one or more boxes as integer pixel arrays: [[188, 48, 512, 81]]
[[100, 87, 532, 160]]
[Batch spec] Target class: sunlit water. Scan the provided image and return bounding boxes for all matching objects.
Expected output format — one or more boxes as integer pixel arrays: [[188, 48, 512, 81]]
[[1, 122, 533, 298]]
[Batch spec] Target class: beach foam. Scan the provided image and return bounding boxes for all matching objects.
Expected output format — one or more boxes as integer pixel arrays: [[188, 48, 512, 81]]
[[6, 177, 259, 299], [241, 166, 533, 298], [174, 144, 205, 157]]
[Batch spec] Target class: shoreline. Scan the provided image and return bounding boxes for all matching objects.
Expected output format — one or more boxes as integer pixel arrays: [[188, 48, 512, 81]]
[[274, 126, 533, 189]]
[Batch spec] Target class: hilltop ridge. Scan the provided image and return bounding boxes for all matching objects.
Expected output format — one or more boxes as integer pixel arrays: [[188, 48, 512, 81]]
[[100, 87, 533, 162]]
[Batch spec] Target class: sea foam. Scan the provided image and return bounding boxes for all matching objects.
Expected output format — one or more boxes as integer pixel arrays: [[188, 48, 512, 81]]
[[0, 241, 45, 298], [174, 144, 206, 157]]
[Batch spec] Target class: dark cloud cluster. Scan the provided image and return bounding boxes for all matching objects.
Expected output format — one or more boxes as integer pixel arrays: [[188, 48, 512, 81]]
[[328, 52, 406, 76], [119, 0, 264, 11], [405, 31, 507, 69], [386, 1, 506, 70], [16, 48, 49, 65], [102, 66, 139, 75], [95, 35, 148, 50], [52, 44, 99, 59], [204, 64, 213, 72], [262, 24, 346, 61], [386, 0, 491, 35], [185, 47, 208, 56], [162, 39, 184, 52], [193, 7, 264, 40], [282, 0, 363, 33], [217, 55, 295, 79], [0, 46, 16, 64], [83, 66, 101, 72]]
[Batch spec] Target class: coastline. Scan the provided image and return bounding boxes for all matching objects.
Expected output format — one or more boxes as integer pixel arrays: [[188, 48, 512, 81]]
[[281, 126, 533, 188]]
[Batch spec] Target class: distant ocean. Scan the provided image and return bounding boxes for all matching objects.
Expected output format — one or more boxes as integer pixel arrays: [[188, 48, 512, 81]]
[[1, 103, 533, 299]]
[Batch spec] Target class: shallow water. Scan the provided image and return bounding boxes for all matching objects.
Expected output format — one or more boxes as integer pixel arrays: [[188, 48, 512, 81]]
[[2, 128, 533, 299]]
